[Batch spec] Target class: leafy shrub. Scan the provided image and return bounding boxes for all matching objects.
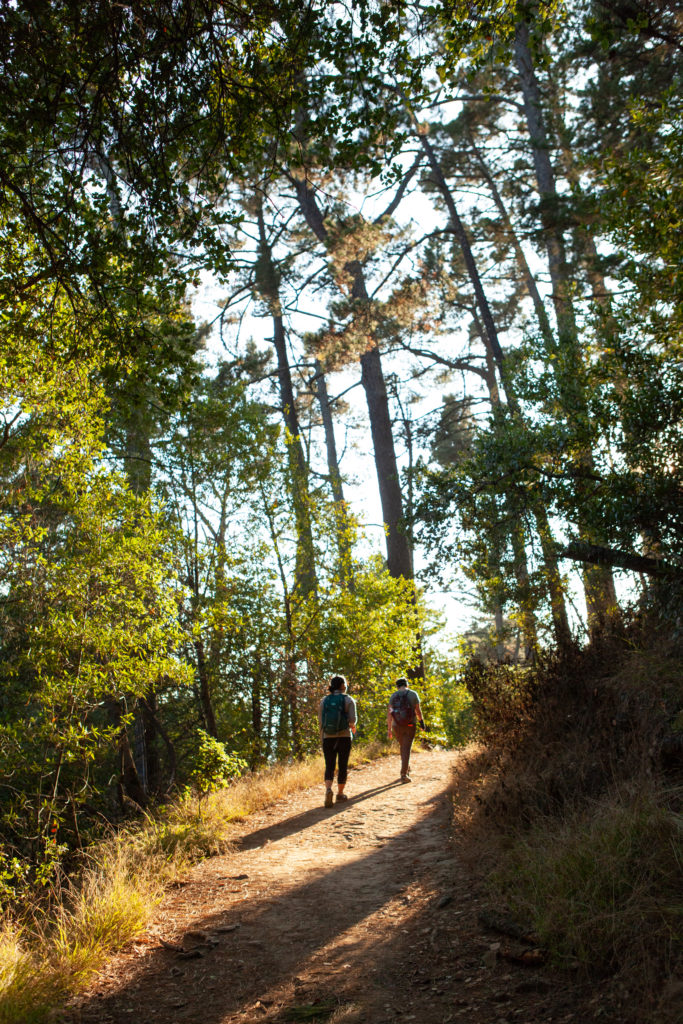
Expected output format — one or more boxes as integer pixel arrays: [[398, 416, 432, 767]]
[[460, 657, 537, 749], [187, 730, 248, 796], [427, 648, 473, 746]]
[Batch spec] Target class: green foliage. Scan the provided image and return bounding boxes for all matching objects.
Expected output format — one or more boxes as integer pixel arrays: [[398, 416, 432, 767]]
[[415, 410, 555, 639], [439, 0, 563, 68], [0, 850, 29, 906], [0, 297, 190, 878], [2, 16, 682, 1008], [425, 648, 473, 747], [187, 730, 248, 795], [304, 557, 427, 746], [0, 1, 319, 314]]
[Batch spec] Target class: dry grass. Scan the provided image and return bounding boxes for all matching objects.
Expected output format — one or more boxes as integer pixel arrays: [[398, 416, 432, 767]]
[[0, 843, 167, 1024], [495, 787, 683, 972], [0, 740, 391, 1024], [0, 921, 43, 1024], [449, 633, 683, 1023]]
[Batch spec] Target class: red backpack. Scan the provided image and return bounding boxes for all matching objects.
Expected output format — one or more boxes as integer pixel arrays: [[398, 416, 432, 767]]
[[390, 689, 415, 725]]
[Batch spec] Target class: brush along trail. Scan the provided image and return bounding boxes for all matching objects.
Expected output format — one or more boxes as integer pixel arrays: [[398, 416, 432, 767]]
[[66, 748, 591, 1024]]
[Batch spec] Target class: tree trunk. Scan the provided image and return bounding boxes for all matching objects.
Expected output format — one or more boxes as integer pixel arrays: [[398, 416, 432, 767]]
[[107, 699, 147, 810], [560, 541, 683, 580], [259, 476, 302, 757], [256, 203, 317, 601], [546, 63, 617, 320], [468, 127, 556, 350], [122, 400, 162, 793], [139, 689, 161, 794], [194, 637, 218, 738], [284, 654, 300, 757], [535, 512, 572, 646], [265, 667, 277, 761], [513, 19, 618, 632], [251, 663, 264, 767], [494, 603, 505, 660], [312, 358, 354, 588], [360, 343, 414, 579], [291, 172, 414, 581], [509, 510, 538, 659], [513, 22, 578, 355], [416, 128, 513, 398], [477, 344, 539, 653], [140, 693, 176, 791], [433, 201, 560, 647], [273, 309, 318, 600]]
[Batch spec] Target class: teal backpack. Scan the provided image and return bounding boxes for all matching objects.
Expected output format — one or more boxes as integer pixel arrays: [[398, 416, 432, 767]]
[[321, 692, 348, 734]]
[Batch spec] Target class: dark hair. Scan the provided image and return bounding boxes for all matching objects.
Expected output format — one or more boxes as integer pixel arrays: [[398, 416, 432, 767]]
[[329, 674, 347, 692], [395, 677, 409, 688]]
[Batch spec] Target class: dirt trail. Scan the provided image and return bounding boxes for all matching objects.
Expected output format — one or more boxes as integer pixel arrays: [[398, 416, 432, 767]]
[[67, 748, 588, 1024]]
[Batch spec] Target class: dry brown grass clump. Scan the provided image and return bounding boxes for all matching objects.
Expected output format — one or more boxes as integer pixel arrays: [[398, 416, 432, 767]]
[[0, 847, 159, 1024]]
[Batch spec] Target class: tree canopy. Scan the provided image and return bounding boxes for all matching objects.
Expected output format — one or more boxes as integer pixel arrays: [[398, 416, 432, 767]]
[[1, 0, 681, 894]]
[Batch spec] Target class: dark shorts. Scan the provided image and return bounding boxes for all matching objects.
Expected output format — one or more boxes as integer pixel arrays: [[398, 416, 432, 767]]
[[322, 736, 352, 784]]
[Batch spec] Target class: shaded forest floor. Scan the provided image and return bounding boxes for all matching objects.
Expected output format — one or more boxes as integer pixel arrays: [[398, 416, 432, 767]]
[[62, 747, 617, 1024]]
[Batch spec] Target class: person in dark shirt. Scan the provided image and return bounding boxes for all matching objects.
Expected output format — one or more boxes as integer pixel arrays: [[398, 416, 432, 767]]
[[387, 676, 424, 783]]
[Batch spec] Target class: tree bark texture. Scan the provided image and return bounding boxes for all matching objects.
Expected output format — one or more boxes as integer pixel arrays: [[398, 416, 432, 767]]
[[256, 204, 318, 600], [417, 129, 512, 396], [480, 298, 570, 646], [469, 129, 556, 351], [560, 541, 683, 580], [313, 358, 355, 588], [194, 637, 219, 738]]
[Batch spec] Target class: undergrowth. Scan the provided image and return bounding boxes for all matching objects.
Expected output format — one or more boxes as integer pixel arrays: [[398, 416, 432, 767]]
[[496, 788, 682, 973], [451, 624, 683, 1023], [0, 739, 392, 1024]]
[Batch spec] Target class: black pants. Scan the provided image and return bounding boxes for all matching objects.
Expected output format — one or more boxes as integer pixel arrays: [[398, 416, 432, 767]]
[[323, 736, 352, 784]]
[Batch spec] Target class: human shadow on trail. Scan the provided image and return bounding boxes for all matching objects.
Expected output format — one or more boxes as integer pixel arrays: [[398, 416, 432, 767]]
[[234, 780, 404, 852], [67, 772, 455, 1024]]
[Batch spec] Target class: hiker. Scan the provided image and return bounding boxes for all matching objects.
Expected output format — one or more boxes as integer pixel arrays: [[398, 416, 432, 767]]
[[387, 676, 424, 783], [319, 674, 357, 807]]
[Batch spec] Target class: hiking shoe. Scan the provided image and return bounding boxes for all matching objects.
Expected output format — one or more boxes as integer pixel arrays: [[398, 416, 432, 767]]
[[336, 792, 348, 802], [324, 789, 334, 807]]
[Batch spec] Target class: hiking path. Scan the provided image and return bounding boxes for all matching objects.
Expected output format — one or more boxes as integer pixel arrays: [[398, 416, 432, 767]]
[[66, 748, 588, 1024]]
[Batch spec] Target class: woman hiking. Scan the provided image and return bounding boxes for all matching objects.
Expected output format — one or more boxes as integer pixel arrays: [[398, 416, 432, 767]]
[[318, 674, 357, 807]]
